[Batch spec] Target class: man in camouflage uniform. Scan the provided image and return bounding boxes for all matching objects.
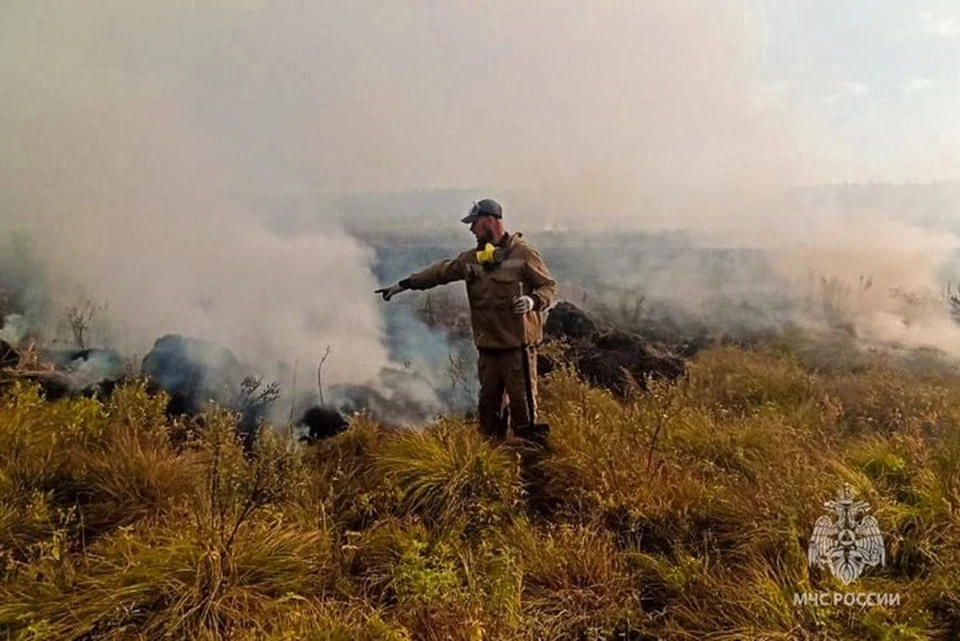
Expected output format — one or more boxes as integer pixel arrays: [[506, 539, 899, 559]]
[[376, 199, 557, 441]]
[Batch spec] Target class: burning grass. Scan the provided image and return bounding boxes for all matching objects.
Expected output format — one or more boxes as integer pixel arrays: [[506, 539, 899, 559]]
[[3, 341, 960, 639]]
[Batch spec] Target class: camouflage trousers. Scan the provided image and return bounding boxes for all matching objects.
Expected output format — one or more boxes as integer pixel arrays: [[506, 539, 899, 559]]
[[476, 347, 538, 440]]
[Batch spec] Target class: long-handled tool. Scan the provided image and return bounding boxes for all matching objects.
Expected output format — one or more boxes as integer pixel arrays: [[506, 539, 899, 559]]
[[517, 282, 549, 446]]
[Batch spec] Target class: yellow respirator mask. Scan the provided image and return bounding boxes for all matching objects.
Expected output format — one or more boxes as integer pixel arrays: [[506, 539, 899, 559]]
[[476, 243, 503, 267]]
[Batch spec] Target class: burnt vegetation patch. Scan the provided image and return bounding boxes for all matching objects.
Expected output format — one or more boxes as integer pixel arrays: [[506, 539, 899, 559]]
[[541, 301, 686, 397]]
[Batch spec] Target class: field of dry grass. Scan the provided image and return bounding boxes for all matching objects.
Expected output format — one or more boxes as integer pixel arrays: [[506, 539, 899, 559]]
[[3, 337, 960, 640]]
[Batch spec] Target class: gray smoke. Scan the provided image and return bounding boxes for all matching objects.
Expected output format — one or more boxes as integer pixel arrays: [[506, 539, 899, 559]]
[[0, 3, 396, 413], [3, 1, 960, 425], [0, 315, 29, 347]]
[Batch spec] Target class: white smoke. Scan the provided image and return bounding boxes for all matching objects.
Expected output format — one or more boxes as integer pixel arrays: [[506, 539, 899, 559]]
[[0, 3, 390, 391]]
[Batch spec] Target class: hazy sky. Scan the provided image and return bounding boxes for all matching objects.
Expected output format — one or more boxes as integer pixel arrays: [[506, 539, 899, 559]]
[[749, 0, 960, 183], [5, 0, 957, 199]]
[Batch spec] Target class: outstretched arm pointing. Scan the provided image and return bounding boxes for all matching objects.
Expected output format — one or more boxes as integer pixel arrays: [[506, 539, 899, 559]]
[[375, 283, 407, 301]]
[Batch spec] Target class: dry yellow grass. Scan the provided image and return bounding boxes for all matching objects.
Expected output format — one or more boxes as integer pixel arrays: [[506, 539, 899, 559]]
[[3, 341, 960, 639]]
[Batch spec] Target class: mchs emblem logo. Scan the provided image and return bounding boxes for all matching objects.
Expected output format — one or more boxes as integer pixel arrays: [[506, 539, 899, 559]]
[[807, 485, 885, 585]]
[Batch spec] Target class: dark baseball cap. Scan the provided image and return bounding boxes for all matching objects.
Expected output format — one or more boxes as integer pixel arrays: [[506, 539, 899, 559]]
[[461, 198, 503, 224]]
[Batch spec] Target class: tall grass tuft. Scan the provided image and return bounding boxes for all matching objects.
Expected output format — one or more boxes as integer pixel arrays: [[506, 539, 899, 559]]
[[373, 420, 523, 537]]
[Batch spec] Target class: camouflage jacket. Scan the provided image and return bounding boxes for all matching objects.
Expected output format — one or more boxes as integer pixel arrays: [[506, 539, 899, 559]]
[[401, 233, 557, 350]]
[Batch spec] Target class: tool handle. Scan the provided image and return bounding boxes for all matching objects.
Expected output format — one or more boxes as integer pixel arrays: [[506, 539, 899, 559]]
[[517, 281, 527, 342]]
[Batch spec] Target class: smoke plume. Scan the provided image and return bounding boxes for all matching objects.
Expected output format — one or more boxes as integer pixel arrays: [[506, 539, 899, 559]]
[[1, 3, 392, 407]]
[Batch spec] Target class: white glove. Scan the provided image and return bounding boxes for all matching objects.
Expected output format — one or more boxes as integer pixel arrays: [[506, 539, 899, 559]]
[[513, 294, 535, 314], [375, 283, 406, 301]]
